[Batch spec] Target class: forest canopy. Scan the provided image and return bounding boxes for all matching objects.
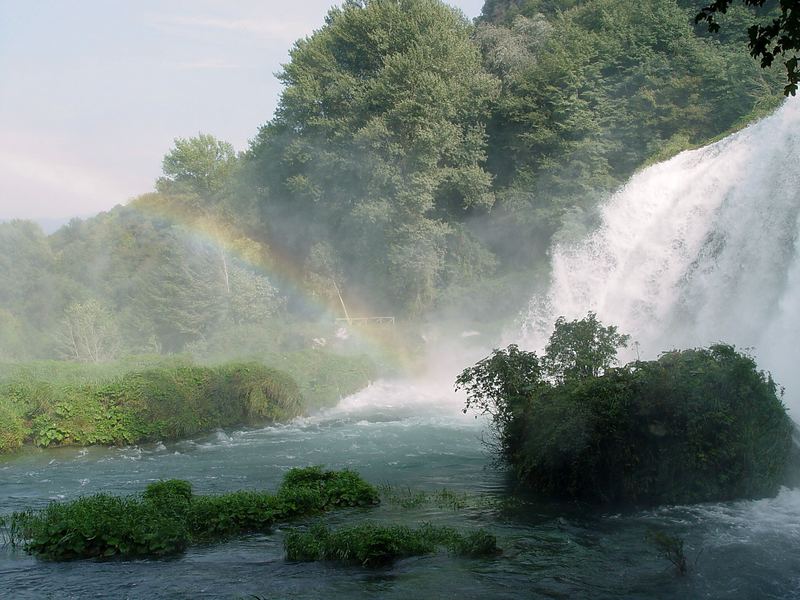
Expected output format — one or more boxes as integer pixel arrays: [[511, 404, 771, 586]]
[[0, 0, 789, 361]]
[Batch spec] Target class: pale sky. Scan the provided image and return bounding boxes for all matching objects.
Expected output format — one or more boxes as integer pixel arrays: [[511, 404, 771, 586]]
[[0, 0, 485, 223]]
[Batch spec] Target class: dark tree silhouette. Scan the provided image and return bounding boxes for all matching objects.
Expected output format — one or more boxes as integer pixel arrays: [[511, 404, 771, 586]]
[[696, 0, 800, 95]]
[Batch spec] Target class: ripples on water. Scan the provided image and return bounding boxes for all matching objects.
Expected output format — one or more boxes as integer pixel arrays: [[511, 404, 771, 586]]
[[2, 380, 799, 599]]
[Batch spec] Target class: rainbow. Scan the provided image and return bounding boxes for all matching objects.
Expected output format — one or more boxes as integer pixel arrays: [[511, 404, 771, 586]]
[[126, 192, 416, 370]]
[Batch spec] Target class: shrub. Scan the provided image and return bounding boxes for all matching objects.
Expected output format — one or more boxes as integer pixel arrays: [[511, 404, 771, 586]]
[[0, 403, 27, 453], [277, 466, 380, 510], [0, 360, 306, 453], [284, 523, 498, 566], [188, 491, 279, 539], [458, 316, 794, 505], [19, 494, 190, 560], [12, 467, 380, 560]]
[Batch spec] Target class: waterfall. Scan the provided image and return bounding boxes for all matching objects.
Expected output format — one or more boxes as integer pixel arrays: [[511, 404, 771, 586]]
[[520, 99, 800, 409]]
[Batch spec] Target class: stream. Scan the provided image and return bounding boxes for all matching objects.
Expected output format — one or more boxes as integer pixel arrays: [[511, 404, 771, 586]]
[[2, 380, 800, 599]]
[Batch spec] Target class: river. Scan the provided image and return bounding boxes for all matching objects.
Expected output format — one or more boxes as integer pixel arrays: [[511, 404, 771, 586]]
[[2, 379, 800, 599]]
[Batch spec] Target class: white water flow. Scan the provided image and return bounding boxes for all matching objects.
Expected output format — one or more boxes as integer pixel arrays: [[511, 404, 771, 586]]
[[521, 99, 800, 411]]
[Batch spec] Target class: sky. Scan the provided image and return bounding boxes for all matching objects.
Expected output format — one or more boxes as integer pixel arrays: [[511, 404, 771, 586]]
[[0, 0, 485, 224]]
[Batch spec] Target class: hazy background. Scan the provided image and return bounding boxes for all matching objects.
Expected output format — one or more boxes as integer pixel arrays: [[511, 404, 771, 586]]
[[0, 0, 484, 227]]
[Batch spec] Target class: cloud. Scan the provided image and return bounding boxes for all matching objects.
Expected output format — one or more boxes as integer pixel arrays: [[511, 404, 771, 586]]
[[152, 14, 311, 43]]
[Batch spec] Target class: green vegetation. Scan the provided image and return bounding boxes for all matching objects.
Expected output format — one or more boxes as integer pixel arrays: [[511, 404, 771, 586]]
[[0, 347, 379, 454], [458, 314, 794, 505], [0, 1, 788, 362], [0, 360, 303, 453], [696, 0, 799, 95], [8, 467, 379, 560], [647, 529, 690, 575], [284, 522, 499, 566], [258, 350, 378, 410], [377, 484, 486, 511]]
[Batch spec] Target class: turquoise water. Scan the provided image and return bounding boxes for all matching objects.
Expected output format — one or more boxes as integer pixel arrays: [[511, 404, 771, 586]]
[[2, 380, 800, 599]]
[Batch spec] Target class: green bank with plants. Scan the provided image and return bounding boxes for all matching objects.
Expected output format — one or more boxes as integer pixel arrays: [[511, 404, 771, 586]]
[[0, 351, 376, 455], [458, 314, 795, 505]]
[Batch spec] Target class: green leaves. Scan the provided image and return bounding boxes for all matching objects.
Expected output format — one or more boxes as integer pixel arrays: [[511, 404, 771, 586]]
[[158, 133, 239, 196], [458, 315, 793, 505], [696, 0, 800, 95], [284, 522, 498, 566], [14, 467, 380, 560]]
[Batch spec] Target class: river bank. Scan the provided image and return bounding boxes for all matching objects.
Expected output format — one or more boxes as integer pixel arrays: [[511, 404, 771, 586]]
[[0, 351, 376, 455]]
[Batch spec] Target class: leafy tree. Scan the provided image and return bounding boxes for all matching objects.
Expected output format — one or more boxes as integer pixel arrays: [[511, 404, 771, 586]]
[[543, 312, 630, 382], [227, 265, 284, 325], [456, 344, 543, 461], [132, 235, 227, 353], [476, 0, 785, 275], [158, 133, 239, 196], [0, 309, 28, 361], [696, 0, 800, 94], [56, 299, 121, 363], [248, 0, 499, 313]]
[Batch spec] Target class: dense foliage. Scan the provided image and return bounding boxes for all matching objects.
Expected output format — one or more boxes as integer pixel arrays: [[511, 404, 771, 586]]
[[0, 360, 305, 453], [0, 1, 788, 362], [284, 522, 499, 566], [8, 467, 379, 560], [458, 316, 794, 505], [696, 0, 800, 94]]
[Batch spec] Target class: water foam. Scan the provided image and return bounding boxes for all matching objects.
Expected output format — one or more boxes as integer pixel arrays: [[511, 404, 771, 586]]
[[521, 100, 800, 409]]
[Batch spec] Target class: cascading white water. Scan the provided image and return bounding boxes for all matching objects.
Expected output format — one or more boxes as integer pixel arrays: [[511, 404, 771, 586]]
[[521, 99, 800, 410]]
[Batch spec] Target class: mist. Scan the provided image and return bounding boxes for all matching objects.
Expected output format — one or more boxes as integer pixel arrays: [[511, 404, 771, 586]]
[[2, 0, 800, 598]]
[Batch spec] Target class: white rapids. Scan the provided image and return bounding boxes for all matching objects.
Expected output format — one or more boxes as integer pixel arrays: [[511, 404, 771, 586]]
[[521, 99, 800, 410]]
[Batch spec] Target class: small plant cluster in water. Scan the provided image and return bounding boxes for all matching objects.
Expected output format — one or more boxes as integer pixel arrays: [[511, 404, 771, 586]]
[[4, 467, 378, 560], [284, 522, 499, 566], [377, 484, 498, 511], [647, 529, 692, 576]]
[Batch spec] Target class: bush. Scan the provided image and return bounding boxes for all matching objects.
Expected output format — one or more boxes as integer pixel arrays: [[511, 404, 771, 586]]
[[0, 360, 305, 453], [11, 467, 380, 560], [0, 403, 27, 453], [458, 316, 794, 505], [284, 523, 499, 566], [277, 466, 379, 509], [18, 494, 190, 560], [188, 491, 279, 539]]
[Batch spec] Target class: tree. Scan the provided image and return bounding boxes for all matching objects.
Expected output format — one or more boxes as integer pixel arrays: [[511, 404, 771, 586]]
[[543, 312, 629, 382], [248, 0, 500, 313], [696, 0, 800, 95], [158, 133, 239, 196], [456, 344, 543, 461], [227, 265, 284, 325], [56, 299, 121, 363]]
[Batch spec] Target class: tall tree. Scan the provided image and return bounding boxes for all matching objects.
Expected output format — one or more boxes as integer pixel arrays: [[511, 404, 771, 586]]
[[56, 299, 121, 363], [158, 133, 239, 196], [249, 0, 499, 313]]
